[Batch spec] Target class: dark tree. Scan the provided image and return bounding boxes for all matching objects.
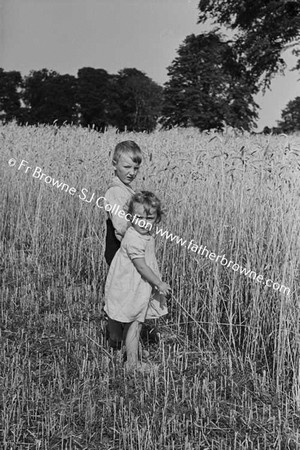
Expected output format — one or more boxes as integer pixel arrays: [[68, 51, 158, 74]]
[[114, 68, 163, 132], [277, 97, 300, 133], [22, 69, 78, 125], [0, 69, 22, 122], [198, 0, 300, 88], [161, 33, 258, 131], [77, 67, 116, 131]]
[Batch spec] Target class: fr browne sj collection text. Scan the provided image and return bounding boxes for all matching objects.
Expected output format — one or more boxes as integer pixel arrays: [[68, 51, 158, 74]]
[[9, 158, 109, 207]]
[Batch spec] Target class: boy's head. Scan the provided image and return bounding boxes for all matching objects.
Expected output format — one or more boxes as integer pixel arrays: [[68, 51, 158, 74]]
[[112, 141, 142, 186]]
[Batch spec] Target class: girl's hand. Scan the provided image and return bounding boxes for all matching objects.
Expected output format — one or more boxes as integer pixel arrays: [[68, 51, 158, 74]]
[[159, 294, 167, 309], [157, 282, 171, 296]]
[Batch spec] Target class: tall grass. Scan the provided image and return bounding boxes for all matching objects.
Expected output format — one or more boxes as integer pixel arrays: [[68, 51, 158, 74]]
[[0, 123, 299, 449]]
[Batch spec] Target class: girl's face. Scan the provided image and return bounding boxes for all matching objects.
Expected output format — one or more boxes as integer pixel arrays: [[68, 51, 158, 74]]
[[131, 203, 157, 235], [113, 153, 141, 185]]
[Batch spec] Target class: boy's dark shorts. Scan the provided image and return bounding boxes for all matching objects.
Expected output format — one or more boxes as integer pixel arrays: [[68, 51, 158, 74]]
[[107, 317, 132, 348], [104, 218, 121, 266]]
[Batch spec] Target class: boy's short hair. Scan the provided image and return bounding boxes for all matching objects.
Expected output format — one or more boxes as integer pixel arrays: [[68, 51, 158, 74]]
[[112, 141, 142, 165], [127, 191, 163, 224]]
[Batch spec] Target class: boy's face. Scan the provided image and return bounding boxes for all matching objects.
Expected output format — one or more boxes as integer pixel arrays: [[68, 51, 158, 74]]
[[131, 204, 157, 235], [113, 153, 140, 185]]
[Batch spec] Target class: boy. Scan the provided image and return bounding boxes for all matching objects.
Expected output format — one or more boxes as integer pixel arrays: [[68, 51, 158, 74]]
[[104, 140, 142, 265], [104, 141, 142, 348]]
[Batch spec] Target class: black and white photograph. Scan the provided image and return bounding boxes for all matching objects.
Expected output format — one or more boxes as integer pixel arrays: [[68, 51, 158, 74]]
[[0, 0, 300, 448]]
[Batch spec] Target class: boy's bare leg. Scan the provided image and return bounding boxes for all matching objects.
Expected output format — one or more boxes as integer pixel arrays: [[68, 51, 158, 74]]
[[125, 321, 142, 368]]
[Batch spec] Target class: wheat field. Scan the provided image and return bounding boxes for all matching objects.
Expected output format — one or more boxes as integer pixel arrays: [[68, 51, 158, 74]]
[[0, 123, 299, 449]]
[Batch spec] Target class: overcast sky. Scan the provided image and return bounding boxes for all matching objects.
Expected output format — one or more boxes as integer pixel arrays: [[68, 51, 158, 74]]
[[0, 0, 299, 130]]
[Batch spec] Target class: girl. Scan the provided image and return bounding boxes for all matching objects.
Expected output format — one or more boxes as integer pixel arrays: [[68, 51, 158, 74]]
[[104, 191, 171, 371]]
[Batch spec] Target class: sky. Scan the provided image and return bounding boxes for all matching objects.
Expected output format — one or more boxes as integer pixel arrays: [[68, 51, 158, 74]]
[[0, 0, 299, 131]]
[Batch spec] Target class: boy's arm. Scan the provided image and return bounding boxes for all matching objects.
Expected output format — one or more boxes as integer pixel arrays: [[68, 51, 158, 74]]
[[132, 258, 170, 295], [105, 187, 131, 241]]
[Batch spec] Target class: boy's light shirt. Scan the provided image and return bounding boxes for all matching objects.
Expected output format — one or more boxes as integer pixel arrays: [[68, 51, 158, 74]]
[[104, 175, 135, 242]]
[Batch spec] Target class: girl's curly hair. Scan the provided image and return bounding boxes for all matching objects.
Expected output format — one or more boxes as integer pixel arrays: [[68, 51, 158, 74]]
[[127, 191, 163, 223]]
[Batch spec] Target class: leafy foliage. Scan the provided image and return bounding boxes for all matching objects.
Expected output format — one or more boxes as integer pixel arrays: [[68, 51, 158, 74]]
[[77, 67, 117, 131], [161, 33, 258, 131], [277, 96, 300, 133], [0, 66, 162, 131], [0, 69, 22, 122], [22, 69, 78, 125], [198, 0, 300, 87], [113, 68, 163, 132]]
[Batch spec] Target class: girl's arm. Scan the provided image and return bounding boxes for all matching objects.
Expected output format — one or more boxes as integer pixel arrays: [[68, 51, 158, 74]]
[[132, 257, 170, 295]]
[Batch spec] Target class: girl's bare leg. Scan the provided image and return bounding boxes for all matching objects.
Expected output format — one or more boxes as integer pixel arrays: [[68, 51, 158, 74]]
[[125, 321, 142, 368]]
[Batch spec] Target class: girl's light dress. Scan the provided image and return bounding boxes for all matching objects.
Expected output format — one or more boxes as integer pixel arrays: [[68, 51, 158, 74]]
[[104, 226, 168, 323]]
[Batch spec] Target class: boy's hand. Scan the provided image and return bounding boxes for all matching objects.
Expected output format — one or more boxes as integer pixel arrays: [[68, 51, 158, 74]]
[[157, 282, 171, 296]]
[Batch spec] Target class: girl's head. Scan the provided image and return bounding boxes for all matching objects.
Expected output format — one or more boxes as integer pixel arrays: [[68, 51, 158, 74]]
[[112, 141, 142, 186], [127, 191, 162, 235]]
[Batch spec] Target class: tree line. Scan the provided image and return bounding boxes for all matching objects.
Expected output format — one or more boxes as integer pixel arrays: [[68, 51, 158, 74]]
[[0, 67, 163, 132], [0, 1, 299, 133]]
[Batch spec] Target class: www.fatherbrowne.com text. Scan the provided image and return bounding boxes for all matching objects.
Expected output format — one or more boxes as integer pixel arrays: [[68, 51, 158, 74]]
[[100, 196, 291, 297]]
